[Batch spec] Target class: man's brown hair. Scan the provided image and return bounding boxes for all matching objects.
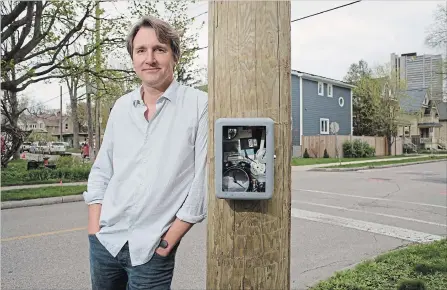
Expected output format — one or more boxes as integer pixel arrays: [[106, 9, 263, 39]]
[[126, 15, 181, 62]]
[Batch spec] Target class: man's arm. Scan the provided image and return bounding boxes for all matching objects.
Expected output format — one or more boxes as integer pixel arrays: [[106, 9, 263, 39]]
[[83, 108, 115, 234], [157, 102, 208, 255]]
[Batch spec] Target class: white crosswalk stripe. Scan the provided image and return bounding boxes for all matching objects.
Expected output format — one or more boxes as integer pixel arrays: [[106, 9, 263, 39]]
[[291, 208, 444, 243], [292, 200, 447, 227]]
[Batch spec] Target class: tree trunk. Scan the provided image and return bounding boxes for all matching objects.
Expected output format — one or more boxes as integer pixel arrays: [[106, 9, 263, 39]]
[[70, 78, 80, 149], [9, 87, 21, 160], [70, 96, 80, 148], [11, 109, 21, 160], [387, 135, 393, 156]]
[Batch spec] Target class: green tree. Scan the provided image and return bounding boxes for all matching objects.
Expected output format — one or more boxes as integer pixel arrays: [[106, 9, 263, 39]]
[[425, 3, 446, 49], [346, 61, 409, 155], [425, 3, 446, 101], [197, 84, 208, 93], [343, 59, 372, 85], [1, 1, 135, 166]]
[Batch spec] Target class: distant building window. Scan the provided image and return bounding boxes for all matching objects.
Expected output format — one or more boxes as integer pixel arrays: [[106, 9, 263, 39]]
[[339, 97, 344, 107], [320, 118, 329, 135], [327, 84, 333, 97], [318, 82, 324, 96]]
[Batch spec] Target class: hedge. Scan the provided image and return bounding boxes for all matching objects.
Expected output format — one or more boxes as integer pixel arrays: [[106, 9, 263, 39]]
[[1, 167, 90, 186]]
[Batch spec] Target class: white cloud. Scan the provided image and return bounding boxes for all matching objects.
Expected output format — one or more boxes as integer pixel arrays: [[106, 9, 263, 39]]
[[24, 0, 443, 109]]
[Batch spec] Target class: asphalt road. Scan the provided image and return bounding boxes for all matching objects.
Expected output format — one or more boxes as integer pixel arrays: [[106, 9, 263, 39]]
[[2, 161, 446, 290]]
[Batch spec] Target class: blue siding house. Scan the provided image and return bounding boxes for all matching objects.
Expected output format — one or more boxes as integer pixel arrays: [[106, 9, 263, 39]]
[[291, 70, 355, 155]]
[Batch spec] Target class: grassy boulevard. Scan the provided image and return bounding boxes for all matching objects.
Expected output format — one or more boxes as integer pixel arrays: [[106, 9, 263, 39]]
[[1, 185, 87, 202], [311, 239, 447, 290], [323, 155, 446, 169]]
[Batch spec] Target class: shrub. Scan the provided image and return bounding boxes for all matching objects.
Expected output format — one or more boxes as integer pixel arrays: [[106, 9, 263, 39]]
[[25, 167, 90, 181], [1, 166, 91, 186], [343, 140, 354, 158], [397, 279, 426, 290], [303, 148, 310, 158], [342, 139, 375, 158], [323, 148, 329, 158], [56, 155, 88, 169]]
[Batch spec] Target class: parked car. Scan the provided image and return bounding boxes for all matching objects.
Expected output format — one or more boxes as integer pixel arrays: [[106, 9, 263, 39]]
[[30, 141, 46, 154], [44, 142, 66, 154], [21, 142, 32, 152]]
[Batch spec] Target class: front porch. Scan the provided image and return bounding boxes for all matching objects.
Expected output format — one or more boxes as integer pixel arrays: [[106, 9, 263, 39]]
[[417, 122, 444, 150], [399, 122, 445, 151]]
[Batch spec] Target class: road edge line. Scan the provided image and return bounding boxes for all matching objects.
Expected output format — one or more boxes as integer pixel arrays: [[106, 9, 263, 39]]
[[308, 158, 447, 172]]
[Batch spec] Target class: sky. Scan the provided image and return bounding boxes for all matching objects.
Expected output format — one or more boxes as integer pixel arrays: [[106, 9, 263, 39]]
[[22, 0, 444, 111]]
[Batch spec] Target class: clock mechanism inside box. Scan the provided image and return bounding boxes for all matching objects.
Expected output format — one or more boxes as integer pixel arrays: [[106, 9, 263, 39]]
[[221, 126, 268, 193]]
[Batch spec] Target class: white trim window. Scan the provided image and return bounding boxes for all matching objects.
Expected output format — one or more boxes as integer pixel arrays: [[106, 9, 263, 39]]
[[320, 118, 329, 135], [318, 82, 324, 96], [338, 97, 344, 107], [327, 84, 333, 97]]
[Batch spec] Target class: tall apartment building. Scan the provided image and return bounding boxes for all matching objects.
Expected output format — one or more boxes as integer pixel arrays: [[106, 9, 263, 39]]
[[390, 52, 444, 101]]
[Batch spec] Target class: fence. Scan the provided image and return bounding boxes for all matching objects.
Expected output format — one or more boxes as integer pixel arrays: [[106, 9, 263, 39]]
[[301, 135, 402, 158]]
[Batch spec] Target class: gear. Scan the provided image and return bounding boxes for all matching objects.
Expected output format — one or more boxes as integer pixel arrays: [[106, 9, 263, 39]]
[[250, 161, 266, 176]]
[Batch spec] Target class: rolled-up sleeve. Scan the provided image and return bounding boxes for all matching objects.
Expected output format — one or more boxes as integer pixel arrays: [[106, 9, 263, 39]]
[[176, 103, 208, 224], [83, 108, 115, 205]]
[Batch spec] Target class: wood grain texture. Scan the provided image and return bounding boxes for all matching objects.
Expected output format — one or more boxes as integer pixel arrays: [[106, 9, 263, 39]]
[[207, 1, 291, 289]]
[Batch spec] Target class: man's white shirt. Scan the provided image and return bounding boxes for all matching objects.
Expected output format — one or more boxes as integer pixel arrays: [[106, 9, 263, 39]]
[[83, 80, 208, 266]]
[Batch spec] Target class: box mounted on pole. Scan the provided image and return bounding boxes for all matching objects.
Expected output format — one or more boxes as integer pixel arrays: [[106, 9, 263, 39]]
[[214, 118, 275, 200]]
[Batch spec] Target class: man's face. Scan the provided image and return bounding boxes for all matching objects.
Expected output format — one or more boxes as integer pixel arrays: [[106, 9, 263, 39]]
[[132, 27, 175, 87]]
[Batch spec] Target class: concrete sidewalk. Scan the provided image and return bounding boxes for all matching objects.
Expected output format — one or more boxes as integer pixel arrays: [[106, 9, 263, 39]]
[[1, 181, 87, 192], [291, 154, 439, 171]]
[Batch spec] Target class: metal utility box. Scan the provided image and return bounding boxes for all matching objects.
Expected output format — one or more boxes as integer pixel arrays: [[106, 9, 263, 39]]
[[214, 118, 275, 200]]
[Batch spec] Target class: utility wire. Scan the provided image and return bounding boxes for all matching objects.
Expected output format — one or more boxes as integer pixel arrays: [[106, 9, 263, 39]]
[[188, 0, 361, 23], [190, 0, 362, 51], [291, 0, 361, 23]]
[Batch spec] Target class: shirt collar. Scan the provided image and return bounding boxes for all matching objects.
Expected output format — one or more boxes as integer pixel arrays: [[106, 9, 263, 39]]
[[133, 79, 180, 105]]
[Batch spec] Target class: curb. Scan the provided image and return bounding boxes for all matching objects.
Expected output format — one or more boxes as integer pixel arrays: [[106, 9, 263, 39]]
[[1, 181, 88, 192], [309, 158, 447, 172], [1, 194, 84, 210]]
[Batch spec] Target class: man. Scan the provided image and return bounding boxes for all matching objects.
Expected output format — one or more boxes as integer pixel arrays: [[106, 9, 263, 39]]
[[83, 15, 208, 290]]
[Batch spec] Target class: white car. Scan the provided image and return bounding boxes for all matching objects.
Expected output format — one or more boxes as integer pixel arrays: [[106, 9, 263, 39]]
[[45, 142, 66, 154], [21, 142, 32, 152]]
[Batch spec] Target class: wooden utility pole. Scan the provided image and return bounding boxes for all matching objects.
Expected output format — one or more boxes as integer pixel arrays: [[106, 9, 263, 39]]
[[84, 45, 95, 161], [206, 1, 291, 289], [94, 0, 102, 153]]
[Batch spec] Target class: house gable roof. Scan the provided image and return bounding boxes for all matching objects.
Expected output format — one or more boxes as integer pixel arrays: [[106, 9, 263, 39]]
[[399, 88, 428, 113], [291, 70, 355, 89]]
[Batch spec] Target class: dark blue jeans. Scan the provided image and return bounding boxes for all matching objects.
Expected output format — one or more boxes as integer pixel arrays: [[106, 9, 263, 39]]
[[88, 234, 177, 290]]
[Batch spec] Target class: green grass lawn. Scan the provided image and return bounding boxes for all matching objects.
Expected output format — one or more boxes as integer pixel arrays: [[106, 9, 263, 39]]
[[310, 239, 447, 290], [291, 155, 411, 166], [323, 156, 446, 169], [1, 185, 87, 202]]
